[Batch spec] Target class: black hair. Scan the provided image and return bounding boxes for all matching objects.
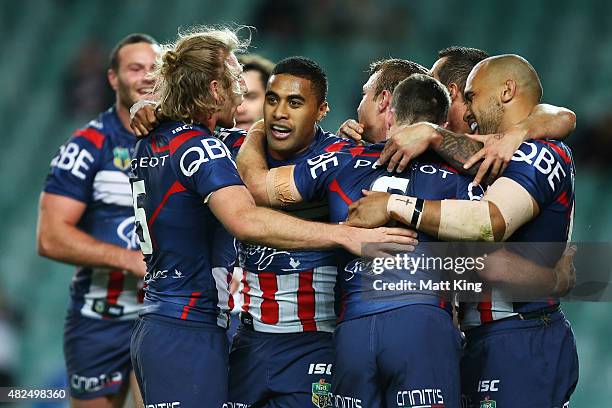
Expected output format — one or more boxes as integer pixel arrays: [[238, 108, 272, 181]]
[[271, 56, 327, 104]]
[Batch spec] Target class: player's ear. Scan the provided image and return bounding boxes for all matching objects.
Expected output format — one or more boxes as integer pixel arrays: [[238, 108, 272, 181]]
[[385, 107, 395, 130], [210, 80, 221, 103], [378, 89, 391, 113], [501, 79, 516, 103], [107, 69, 119, 92], [316, 101, 329, 122], [447, 83, 461, 102]]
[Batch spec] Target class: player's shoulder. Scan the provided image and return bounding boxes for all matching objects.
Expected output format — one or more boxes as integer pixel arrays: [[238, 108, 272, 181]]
[[216, 127, 247, 149], [512, 139, 574, 169], [70, 109, 114, 150]]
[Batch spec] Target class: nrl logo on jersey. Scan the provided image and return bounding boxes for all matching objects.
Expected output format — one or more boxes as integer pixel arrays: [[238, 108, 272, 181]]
[[113, 147, 131, 170], [480, 398, 496, 408], [311, 379, 332, 408]]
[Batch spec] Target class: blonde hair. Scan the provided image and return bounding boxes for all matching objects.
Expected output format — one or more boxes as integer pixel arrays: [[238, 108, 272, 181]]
[[154, 26, 250, 123]]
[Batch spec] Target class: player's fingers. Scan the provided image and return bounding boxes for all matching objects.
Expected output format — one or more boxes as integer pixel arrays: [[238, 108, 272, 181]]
[[377, 142, 398, 166], [396, 155, 411, 173], [486, 160, 503, 185], [387, 150, 403, 173], [463, 148, 486, 170], [145, 109, 158, 130], [473, 157, 493, 186], [136, 123, 150, 137], [381, 227, 418, 239], [343, 127, 362, 142], [362, 189, 375, 196]]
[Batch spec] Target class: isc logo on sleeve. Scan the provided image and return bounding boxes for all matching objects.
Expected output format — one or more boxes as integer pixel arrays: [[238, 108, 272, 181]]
[[179, 138, 233, 177], [50, 142, 95, 180]]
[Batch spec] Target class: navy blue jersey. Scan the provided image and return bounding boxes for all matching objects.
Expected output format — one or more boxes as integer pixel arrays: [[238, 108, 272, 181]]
[[293, 142, 483, 322], [130, 121, 244, 327], [239, 127, 352, 333], [44, 107, 142, 320], [462, 140, 575, 328]]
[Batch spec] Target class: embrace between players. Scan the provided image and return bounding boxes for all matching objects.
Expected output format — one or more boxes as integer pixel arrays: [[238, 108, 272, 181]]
[[40, 25, 578, 408]]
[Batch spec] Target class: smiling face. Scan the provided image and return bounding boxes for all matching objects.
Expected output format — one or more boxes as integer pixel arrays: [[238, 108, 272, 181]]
[[108, 42, 159, 110], [264, 73, 327, 160], [463, 62, 504, 135]]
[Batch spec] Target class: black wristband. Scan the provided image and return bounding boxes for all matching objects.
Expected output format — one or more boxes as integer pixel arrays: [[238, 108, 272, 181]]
[[411, 198, 424, 226]]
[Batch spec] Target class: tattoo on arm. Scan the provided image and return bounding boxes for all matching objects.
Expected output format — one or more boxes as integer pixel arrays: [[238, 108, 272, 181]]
[[432, 126, 483, 175]]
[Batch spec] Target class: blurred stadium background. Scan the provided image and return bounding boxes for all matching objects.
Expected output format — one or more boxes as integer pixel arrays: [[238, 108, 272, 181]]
[[0, 0, 610, 406]]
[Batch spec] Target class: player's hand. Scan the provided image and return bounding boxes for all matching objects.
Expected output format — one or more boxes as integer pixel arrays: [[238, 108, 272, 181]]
[[337, 119, 364, 144], [462, 127, 525, 185], [125, 250, 147, 278], [346, 190, 392, 228], [552, 245, 577, 297], [130, 100, 159, 138], [341, 226, 418, 256], [377, 122, 437, 173]]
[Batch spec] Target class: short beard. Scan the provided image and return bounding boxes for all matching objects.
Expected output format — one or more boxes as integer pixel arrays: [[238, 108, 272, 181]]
[[117, 76, 137, 111], [476, 96, 504, 134]]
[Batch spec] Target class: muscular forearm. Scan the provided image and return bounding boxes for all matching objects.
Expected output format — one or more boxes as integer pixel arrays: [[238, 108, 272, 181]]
[[477, 248, 558, 298], [518, 103, 576, 141], [387, 195, 506, 242], [236, 126, 271, 206], [430, 126, 482, 175], [38, 221, 140, 272], [238, 206, 350, 250]]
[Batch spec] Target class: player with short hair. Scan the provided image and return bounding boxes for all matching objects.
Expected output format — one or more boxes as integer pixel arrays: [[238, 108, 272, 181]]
[[347, 54, 578, 408], [228, 56, 358, 407], [37, 33, 159, 408], [128, 28, 416, 407], [379, 46, 576, 183]]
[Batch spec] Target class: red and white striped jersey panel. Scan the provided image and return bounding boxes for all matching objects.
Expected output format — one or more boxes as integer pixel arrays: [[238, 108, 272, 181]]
[[241, 266, 337, 333], [79, 268, 143, 320], [460, 287, 516, 330]]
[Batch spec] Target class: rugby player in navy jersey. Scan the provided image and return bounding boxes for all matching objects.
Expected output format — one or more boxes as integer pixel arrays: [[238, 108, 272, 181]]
[[127, 27, 416, 408], [347, 55, 578, 408], [37, 34, 159, 408], [238, 60, 575, 406]]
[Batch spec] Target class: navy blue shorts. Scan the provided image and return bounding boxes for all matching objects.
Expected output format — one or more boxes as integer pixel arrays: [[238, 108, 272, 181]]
[[131, 315, 229, 408], [333, 304, 461, 408], [460, 311, 578, 408], [228, 326, 334, 407], [64, 311, 134, 400]]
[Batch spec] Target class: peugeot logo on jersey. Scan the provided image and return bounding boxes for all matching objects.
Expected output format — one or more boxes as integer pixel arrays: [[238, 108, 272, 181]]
[[179, 138, 234, 177]]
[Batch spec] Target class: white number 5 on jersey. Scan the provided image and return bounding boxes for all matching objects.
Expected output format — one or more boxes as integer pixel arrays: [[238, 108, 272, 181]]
[[131, 180, 153, 255]]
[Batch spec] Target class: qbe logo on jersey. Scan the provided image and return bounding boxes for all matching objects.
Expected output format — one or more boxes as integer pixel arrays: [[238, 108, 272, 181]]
[[179, 138, 235, 177]]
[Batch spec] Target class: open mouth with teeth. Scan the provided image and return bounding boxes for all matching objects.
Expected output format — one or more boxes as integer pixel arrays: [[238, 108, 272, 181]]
[[137, 87, 154, 96], [468, 120, 479, 134], [269, 124, 293, 140]]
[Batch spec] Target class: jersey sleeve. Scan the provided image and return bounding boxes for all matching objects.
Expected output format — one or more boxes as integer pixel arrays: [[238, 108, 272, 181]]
[[43, 127, 105, 203], [169, 132, 244, 199], [501, 141, 572, 208], [293, 147, 354, 202], [217, 127, 247, 158]]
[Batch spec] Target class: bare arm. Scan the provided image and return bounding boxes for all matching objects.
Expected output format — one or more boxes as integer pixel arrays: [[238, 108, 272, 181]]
[[380, 103, 576, 185], [37, 192, 146, 277], [236, 121, 273, 206], [346, 178, 538, 242], [476, 246, 576, 298], [208, 185, 418, 256]]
